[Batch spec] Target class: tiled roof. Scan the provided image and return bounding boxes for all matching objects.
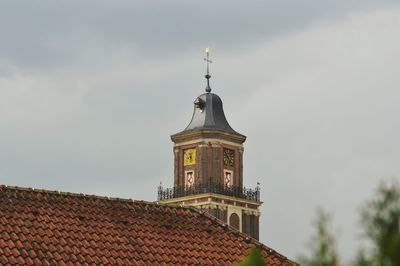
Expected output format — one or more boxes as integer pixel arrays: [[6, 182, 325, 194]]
[[0, 185, 295, 266]]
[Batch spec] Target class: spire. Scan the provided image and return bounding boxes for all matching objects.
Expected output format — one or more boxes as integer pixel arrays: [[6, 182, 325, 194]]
[[204, 47, 212, 93]]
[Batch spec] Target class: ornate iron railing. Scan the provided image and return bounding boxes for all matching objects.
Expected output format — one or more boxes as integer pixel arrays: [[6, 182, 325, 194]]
[[157, 182, 260, 202]]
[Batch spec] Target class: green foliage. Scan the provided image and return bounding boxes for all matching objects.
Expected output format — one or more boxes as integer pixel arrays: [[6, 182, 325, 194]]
[[298, 208, 339, 266], [351, 249, 371, 266], [355, 180, 400, 266], [237, 246, 267, 266], [298, 180, 400, 266]]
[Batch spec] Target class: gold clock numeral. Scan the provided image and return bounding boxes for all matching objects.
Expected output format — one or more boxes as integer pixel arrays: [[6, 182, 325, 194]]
[[183, 149, 196, 166], [223, 149, 235, 167]]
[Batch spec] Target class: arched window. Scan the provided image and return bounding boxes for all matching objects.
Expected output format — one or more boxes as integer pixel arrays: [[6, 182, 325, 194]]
[[229, 213, 240, 230]]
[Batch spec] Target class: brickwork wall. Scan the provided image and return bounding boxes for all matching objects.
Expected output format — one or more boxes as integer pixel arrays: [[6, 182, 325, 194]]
[[242, 212, 260, 240]]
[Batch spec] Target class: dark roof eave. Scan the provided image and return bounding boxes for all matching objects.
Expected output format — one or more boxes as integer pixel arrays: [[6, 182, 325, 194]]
[[171, 129, 246, 144]]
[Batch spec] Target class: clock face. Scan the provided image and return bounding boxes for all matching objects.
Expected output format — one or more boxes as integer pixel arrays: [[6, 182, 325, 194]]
[[183, 148, 196, 166], [223, 148, 235, 167]]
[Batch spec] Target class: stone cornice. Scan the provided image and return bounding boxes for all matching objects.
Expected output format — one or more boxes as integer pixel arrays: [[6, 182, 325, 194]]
[[171, 130, 246, 144]]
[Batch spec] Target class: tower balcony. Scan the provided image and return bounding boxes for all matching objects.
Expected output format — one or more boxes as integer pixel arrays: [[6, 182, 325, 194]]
[[157, 182, 260, 202]]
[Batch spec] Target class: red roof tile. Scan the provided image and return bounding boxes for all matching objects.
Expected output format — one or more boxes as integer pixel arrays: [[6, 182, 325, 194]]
[[0, 185, 296, 266]]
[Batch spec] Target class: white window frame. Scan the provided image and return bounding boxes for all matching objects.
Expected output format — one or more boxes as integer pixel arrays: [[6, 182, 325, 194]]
[[185, 170, 195, 188], [224, 170, 234, 187]]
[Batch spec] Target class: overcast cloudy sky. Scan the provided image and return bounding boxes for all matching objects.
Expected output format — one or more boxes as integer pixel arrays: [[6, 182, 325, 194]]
[[1, 0, 400, 263]]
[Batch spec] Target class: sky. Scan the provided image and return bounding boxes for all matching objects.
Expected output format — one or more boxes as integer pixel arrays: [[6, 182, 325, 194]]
[[1, 0, 400, 263]]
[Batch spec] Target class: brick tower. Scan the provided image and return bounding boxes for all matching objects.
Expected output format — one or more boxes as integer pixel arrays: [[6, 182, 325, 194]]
[[158, 49, 261, 240]]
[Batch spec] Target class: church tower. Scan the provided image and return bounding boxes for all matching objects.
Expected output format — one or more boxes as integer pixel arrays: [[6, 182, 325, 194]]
[[158, 49, 261, 240]]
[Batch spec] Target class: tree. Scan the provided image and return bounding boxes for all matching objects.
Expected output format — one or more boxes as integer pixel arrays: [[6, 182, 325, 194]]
[[354, 180, 400, 266], [351, 249, 370, 266], [298, 208, 339, 266], [237, 246, 267, 266]]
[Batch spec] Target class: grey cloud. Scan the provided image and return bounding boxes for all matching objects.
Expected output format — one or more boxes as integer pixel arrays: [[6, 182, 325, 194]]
[[1, 0, 399, 71], [1, 1, 400, 264]]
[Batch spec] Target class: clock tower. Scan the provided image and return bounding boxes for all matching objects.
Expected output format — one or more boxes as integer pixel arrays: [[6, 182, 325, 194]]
[[158, 49, 262, 240]]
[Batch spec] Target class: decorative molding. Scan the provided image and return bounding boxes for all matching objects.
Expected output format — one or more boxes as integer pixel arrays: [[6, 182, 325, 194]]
[[171, 130, 246, 145], [173, 139, 243, 149]]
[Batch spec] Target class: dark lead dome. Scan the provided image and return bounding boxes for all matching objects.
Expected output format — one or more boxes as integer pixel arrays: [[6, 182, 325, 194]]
[[182, 92, 243, 136]]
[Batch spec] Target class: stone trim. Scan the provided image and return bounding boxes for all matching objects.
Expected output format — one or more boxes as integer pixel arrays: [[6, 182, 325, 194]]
[[158, 193, 262, 206], [173, 138, 244, 149], [171, 130, 246, 144]]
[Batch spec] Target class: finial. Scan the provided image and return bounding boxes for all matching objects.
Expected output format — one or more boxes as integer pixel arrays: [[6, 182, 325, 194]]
[[204, 47, 212, 93]]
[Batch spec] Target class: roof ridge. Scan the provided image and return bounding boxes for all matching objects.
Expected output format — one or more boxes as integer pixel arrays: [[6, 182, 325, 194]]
[[0, 184, 139, 203], [187, 206, 298, 266], [0, 184, 197, 214]]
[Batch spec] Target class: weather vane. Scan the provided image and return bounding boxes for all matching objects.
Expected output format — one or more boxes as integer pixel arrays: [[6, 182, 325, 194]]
[[204, 47, 212, 93]]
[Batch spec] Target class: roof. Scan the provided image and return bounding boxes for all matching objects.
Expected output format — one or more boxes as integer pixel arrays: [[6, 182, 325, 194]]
[[0, 185, 295, 266], [177, 92, 245, 138]]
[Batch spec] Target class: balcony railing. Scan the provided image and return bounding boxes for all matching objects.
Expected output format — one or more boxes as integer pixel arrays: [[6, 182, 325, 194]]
[[157, 182, 260, 202]]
